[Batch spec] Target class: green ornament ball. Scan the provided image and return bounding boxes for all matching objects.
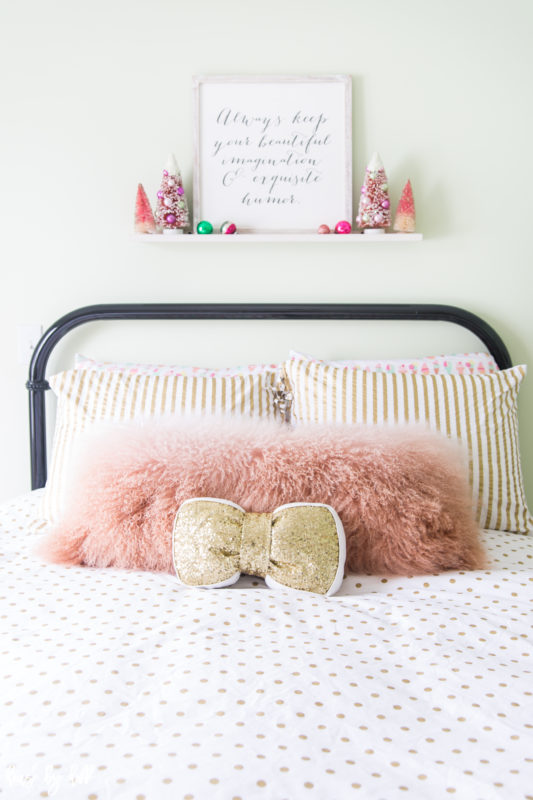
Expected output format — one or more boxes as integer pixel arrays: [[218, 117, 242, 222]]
[[196, 220, 213, 235]]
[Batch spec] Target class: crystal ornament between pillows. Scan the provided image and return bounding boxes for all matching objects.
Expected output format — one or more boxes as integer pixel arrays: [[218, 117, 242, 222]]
[[356, 152, 391, 232], [155, 154, 190, 233]]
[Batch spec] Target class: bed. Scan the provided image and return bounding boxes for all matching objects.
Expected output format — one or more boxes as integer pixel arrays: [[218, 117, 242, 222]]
[[2, 303, 532, 800]]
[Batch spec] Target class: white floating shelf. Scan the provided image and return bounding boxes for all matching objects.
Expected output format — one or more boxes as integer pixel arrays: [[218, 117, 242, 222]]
[[135, 232, 423, 243]]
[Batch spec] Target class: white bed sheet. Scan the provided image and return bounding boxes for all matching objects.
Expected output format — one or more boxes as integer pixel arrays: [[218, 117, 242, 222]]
[[1, 491, 532, 800]]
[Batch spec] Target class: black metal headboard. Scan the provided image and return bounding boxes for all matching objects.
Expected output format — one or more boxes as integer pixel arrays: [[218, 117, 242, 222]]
[[27, 302, 512, 491]]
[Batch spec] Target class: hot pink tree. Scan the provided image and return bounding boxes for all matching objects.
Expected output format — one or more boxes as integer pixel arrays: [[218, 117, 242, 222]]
[[393, 179, 416, 232], [356, 152, 391, 231], [134, 183, 156, 234]]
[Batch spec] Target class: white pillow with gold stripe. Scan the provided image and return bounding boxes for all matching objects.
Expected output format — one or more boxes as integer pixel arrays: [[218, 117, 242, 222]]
[[43, 365, 279, 523], [283, 356, 532, 533]]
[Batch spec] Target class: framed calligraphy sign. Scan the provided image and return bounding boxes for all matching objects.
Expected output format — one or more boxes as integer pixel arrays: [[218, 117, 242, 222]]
[[192, 75, 352, 233]]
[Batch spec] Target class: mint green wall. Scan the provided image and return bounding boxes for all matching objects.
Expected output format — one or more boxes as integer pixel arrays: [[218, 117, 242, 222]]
[[1, 0, 532, 503]]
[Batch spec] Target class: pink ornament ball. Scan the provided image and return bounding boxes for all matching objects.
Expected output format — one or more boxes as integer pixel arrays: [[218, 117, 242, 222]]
[[177, 186, 184, 196], [157, 191, 164, 199], [317, 224, 331, 234], [335, 220, 352, 234], [164, 213, 176, 225], [381, 199, 390, 209], [220, 221, 237, 234]]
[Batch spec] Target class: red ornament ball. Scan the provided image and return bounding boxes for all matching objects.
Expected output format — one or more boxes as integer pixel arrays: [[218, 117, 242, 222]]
[[335, 220, 352, 234]]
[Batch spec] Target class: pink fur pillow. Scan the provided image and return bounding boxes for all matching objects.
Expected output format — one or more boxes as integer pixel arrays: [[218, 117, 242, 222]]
[[38, 418, 485, 576]]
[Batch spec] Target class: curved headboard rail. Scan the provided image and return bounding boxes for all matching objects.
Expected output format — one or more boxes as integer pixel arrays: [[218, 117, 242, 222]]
[[27, 302, 512, 490]]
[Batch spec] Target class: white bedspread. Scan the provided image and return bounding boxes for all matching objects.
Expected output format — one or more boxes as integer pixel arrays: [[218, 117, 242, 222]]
[[1, 491, 532, 800]]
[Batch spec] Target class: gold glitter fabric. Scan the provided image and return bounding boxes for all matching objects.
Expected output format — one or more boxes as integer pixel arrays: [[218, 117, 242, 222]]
[[240, 512, 272, 578], [172, 498, 345, 595]]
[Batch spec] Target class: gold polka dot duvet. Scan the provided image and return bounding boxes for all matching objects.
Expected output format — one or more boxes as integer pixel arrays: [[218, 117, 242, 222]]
[[1, 490, 532, 800]]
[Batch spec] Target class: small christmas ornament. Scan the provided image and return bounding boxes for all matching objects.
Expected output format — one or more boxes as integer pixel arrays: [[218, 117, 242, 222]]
[[356, 152, 391, 232], [134, 183, 156, 234], [220, 221, 237, 234], [317, 224, 331, 234], [155, 154, 190, 233], [393, 179, 416, 232], [196, 220, 213, 234], [334, 220, 352, 234]]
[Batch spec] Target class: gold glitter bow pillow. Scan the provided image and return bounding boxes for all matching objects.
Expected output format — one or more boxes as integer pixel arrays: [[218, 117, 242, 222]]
[[172, 498, 346, 595]]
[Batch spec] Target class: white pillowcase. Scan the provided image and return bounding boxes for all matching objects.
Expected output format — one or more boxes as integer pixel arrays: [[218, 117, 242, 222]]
[[289, 350, 499, 376], [74, 353, 280, 377]]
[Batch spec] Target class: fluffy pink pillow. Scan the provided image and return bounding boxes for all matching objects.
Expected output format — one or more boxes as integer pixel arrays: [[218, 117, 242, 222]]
[[38, 418, 485, 576]]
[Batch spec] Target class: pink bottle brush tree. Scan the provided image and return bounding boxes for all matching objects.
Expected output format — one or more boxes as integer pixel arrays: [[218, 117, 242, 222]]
[[393, 179, 416, 232], [155, 154, 190, 233], [356, 152, 391, 232], [134, 183, 156, 234]]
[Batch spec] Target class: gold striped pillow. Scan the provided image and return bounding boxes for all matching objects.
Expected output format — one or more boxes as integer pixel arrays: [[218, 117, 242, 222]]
[[43, 366, 279, 523], [284, 357, 532, 533]]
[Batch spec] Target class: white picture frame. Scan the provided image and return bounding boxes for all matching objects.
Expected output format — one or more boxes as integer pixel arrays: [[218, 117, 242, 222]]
[[192, 75, 352, 234]]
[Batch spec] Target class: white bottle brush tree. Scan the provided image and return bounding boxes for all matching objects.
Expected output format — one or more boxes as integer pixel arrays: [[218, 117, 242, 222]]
[[356, 152, 391, 232], [155, 154, 190, 233]]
